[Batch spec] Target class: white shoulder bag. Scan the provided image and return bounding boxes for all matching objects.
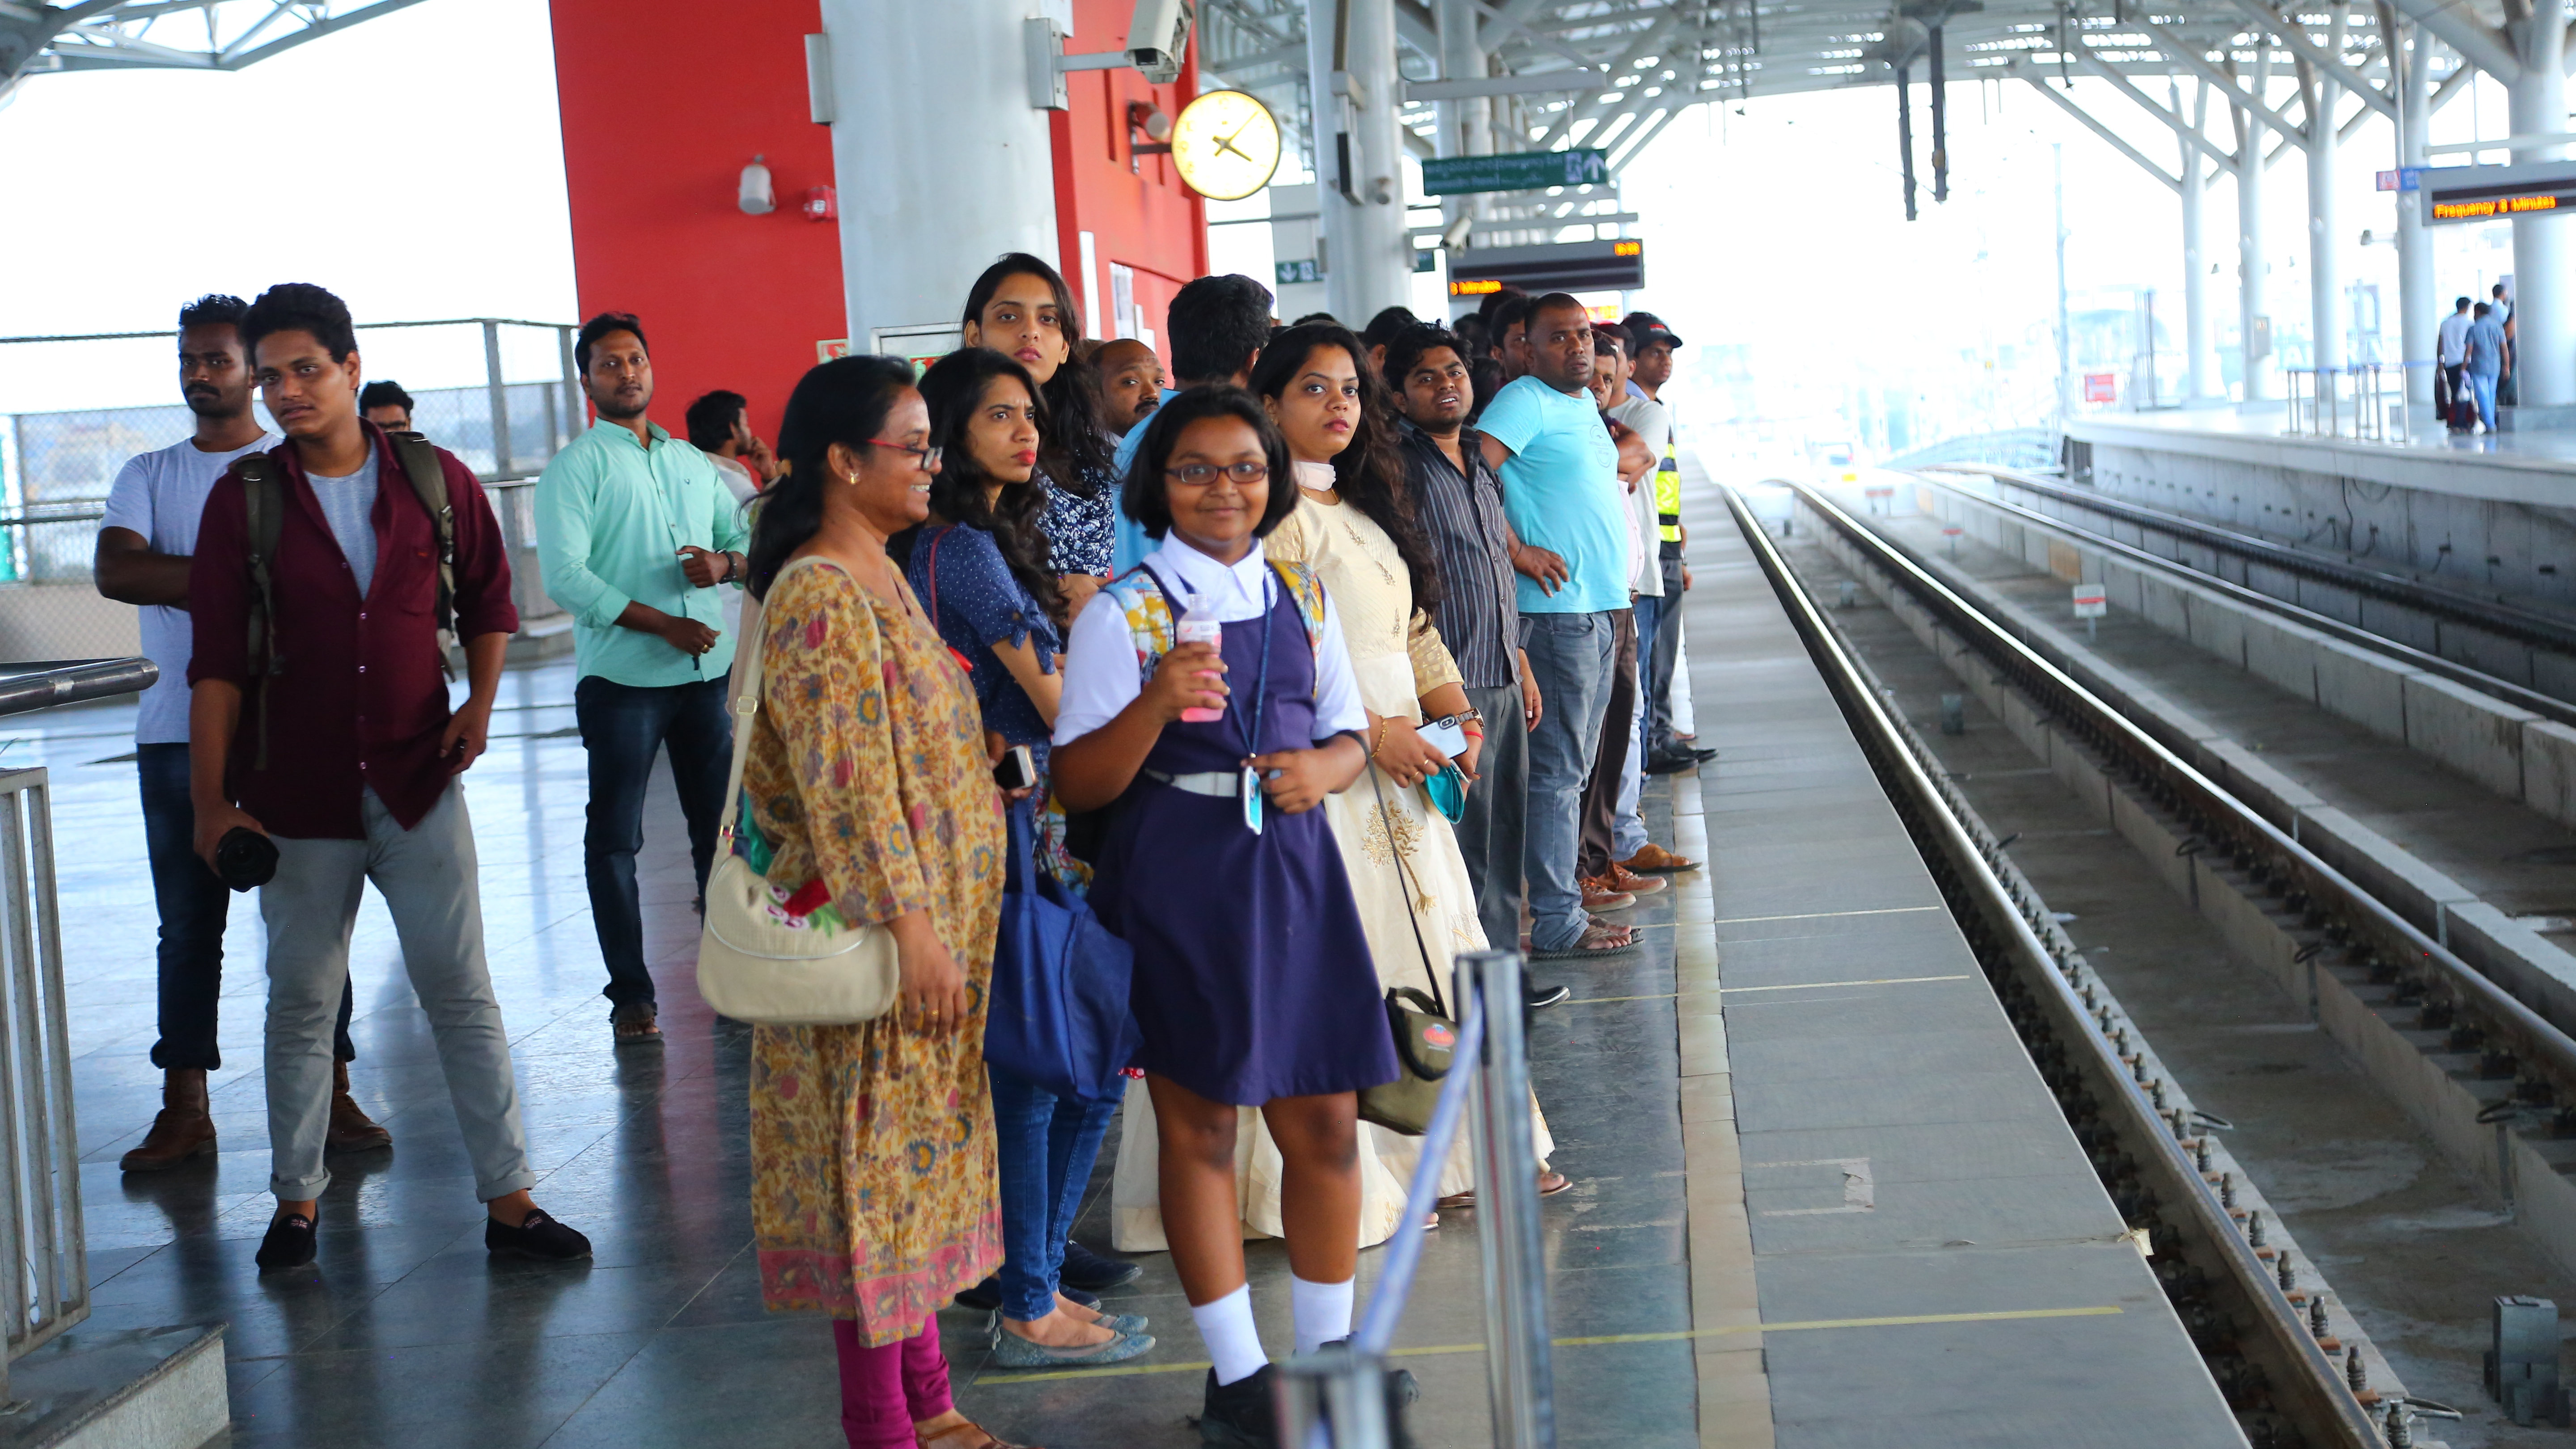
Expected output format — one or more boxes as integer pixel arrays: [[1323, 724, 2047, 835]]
[[695, 555, 900, 1025]]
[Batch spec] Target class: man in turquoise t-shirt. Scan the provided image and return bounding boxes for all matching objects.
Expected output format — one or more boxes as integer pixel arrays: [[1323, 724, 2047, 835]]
[[1477, 293, 1635, 959]]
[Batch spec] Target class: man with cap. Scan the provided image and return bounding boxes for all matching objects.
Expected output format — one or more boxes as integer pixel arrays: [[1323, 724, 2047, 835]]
[[1624, 312, 1713, 785]]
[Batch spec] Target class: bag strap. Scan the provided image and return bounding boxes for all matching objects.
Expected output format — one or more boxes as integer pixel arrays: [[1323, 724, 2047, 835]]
[[234, 455, 286, 772], [1364, 761, 1447, 1018], [715, 555, 830, 860], [388, 431, 455, 645]]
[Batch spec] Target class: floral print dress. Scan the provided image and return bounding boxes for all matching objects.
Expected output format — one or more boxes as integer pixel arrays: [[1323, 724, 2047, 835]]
[[1038, 461, 1118, 581], [739, 557, 1007, 1346]]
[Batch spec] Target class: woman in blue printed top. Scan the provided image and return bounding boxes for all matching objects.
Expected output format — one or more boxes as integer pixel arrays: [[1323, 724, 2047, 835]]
[[895, 347, 1150, 1375], [959, 254, 1122, 623]]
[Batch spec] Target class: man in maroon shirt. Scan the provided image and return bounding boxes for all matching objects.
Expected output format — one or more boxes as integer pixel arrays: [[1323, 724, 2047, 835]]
[[188, 283, 589, 1272]]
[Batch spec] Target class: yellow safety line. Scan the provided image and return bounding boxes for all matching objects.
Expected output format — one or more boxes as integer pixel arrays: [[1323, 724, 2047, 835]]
[[1562, 973, 1973, 1006], [1712, 905, 1943, 926], [971, 1305, 2123, 1385]]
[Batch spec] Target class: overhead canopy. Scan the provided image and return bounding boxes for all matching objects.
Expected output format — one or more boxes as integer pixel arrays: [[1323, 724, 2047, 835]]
[[2, 1, 426, 100]]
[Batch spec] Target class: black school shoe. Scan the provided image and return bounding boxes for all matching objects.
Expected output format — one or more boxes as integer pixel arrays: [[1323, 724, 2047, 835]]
[[255, 1212, 317, 1272], [1197, 1364, 1280, 1447], [486, 1208, 593, 1261], [1059, 1240, 1142, 1292], [953, 1275, 1097, 1313]]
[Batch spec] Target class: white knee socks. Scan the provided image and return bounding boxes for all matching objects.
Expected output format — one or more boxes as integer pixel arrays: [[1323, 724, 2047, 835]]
[[1290, 1274, 1356, 1356], [1191, 1285, 1269, 1386]]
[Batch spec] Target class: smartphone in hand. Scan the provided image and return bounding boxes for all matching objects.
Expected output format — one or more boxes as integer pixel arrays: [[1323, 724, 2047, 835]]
[[994, 744, 1038, 791]]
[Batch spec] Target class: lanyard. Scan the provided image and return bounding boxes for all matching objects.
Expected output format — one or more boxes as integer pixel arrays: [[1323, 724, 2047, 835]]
[[1142, 562, 1275, 757]]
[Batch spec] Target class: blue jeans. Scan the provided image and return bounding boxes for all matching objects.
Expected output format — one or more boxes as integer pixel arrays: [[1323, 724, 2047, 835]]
[[138, 744, 352, 1070], [1633, 593, 1661, 765], [2471, 371, 2500, 429], [575, 675, 733, 1008], [1520, 610, 1618, 952], [987, 1063, 1119, 1322]]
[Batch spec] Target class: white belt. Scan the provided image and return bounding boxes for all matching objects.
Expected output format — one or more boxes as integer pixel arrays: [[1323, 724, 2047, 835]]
[[1144, 768, 1240, 798]]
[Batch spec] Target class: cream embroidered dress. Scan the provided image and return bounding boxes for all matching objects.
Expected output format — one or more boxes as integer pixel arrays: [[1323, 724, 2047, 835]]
[[1107, 462, 1553, 1252]]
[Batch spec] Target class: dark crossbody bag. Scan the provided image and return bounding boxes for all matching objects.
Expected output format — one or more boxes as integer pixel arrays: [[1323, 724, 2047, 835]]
[[1356, 763, 1460, 1137]]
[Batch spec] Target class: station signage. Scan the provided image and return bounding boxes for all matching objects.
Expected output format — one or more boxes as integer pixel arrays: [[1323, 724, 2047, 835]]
[[1421, 148, 1610, 195], [1446, 238, 1644, 296], [2421, 161, 2576, 225], [1275, 258, 1323, 285]]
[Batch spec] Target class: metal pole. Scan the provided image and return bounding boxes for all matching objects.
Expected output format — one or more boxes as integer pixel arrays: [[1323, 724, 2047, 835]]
[[1275, 1350, 1394, 1449], [2508, 4, 2571, 407], [1435, 0, 1491, 250], [2054, 143, 2072, 419], [1457, 948, 1555, 1449], [558, 325, 582, 441], [482, 320, 513, 480], [1896, 58, 1918, 221], [1928, 24, 1949, 203], [2178, 81, 2217, 402], [2235, 55, 2274, 399]]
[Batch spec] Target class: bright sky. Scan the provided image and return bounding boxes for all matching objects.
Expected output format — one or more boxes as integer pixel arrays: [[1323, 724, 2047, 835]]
[[0, 0, 2535, 442]]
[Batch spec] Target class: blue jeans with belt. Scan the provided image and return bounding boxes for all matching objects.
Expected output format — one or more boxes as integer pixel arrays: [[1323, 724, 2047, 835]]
[[987, 1063, 1120, 1321]]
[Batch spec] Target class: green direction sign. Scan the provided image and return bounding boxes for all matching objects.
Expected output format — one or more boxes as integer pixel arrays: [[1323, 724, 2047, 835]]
[[1421, 148, 1609, 195], [1276, 258, 1323, 285]]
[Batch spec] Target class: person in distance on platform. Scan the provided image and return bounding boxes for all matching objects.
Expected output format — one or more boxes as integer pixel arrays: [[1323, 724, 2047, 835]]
[[895, 348, 1150, 1367], [1622, 309, 1714, 785], [686, 388, 779, 505], [535, 312, 750, 1045], [2466, 301, 2507, 435], [1051, 388, 1393, 1446], [1106, 273, 1276, 577], [186, 282, 587, 1272], [2436, 297, 2471, 431], [960, 254, 1121, 622], [94, 294, 386, 1173], [357, 378, 412, 434], [1488, 292, 1534, 382], [1093, 337, 1167, 439], [733, 354, 1034, 1449], [2494, 282, 2519, 407], [1357, 304, 1418, 376]]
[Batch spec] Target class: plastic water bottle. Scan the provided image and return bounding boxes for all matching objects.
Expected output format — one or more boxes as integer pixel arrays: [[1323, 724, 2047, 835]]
[[1174, 594, 1224, 722]]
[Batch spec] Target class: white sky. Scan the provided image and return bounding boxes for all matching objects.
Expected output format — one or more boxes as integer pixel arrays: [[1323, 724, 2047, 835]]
[[0, 0, 2537, 437]]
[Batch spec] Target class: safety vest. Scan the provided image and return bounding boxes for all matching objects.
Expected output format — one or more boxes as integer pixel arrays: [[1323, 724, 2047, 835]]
[[1654, 406, 1681, 545]]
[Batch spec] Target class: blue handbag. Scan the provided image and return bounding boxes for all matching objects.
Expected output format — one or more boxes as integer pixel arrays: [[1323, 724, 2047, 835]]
[[986, 796, 1140, 1102]]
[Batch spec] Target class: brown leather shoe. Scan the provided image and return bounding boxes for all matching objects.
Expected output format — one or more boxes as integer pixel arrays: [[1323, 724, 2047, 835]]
[[1578, 874, 1635, 911], [326, 1059, 392, 1153], [120, 1068, 216, 1171], [1619, 842, 1699, 873], [1604, 862, 1667, 896]]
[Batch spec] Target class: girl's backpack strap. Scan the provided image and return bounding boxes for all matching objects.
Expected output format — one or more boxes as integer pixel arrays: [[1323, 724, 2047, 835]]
[[1098, 567, 1176, 685], [1269, 559, 1328, 657]]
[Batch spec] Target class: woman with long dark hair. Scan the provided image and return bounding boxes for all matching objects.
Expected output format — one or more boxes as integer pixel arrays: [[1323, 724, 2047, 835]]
[[734, 355, 1036, 1449], [960, 254, 1120, 618], [896, 348, 1149, 1370]]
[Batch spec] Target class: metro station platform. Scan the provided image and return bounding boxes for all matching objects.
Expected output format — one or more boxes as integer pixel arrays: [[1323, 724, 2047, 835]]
[[2065, 401, 2576, 506], [0, 462, 2240, 1447]]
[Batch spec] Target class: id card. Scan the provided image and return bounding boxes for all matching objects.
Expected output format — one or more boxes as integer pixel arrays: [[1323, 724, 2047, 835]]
[[1241, 767, 1265, 834]]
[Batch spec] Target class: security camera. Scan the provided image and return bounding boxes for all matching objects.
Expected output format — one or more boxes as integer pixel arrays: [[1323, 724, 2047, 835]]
[[1441, 213, 1474, 250], [1127, 0, 1195, 85]]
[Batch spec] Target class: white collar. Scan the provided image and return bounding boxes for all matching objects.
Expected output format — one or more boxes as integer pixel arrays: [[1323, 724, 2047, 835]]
[[1144, 536, 1272, 616]]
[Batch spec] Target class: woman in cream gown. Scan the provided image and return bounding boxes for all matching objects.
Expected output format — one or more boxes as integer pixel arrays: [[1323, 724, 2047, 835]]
[[1109, 325, 1555, 1253]]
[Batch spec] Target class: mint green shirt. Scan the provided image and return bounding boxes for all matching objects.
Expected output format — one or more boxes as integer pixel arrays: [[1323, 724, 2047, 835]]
[[535, 419, 752, 687]]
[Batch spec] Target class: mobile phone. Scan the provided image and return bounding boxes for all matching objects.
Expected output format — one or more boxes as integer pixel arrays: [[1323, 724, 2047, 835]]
[[994, 744, 1037, 791], [1417, 716, 1469, 759]]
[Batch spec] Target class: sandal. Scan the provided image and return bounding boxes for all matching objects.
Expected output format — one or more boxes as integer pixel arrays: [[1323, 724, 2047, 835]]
[[611, 1001, 662, 1044], [1527, 922, 1635, 959], [918, 1422, 1044, 1449], [1438, 1172, 1572, 1210]]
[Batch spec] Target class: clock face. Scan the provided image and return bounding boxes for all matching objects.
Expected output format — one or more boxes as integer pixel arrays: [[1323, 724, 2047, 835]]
[[1169, 90, 1282, 202]]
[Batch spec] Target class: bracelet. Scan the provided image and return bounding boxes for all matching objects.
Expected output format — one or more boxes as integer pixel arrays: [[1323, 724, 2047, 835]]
[[1369, 719, 1391, 761], [1455, 707, 1484, 724], [1462, 724, 1486, 739]]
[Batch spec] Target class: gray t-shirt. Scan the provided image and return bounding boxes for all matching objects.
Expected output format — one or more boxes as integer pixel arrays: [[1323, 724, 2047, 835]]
[[99, 432, 280, 744], [309, 453, 382, 598]]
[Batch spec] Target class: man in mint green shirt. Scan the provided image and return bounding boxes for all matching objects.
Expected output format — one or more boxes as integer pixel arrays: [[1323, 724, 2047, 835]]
[[535, 313, 749, 1042]]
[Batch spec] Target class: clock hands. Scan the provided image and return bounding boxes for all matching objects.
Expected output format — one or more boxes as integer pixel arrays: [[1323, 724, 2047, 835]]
[[1212, 119, 1256, 162]]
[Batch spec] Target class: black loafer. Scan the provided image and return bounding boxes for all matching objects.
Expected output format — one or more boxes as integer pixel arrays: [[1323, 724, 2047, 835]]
[[255, 1211, 316, 1272], [952, 1274, 1097, 1313], [1525, 983, 1572, 1009], [1059, 1240, 1142, 1292], [486, 1208, 592, 1261], [1197, 1364, 1278, 1447]]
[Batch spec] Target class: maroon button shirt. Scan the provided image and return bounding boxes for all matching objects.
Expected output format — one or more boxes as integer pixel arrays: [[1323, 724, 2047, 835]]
[[189, 425, 519, 839]]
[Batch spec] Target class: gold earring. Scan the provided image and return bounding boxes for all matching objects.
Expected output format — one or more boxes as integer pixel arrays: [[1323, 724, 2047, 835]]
[[847, 472, 860, 485]]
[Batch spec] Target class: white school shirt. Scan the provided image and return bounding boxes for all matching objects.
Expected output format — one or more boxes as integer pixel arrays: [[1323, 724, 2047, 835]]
[[1053, 536, 1368, 747], [99, 430, 279, 744]]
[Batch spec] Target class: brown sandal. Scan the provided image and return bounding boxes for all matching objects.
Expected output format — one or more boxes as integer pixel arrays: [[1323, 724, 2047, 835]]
[[1440, 1171, 1571, 1209], [918, 1422, 1043, 1449]]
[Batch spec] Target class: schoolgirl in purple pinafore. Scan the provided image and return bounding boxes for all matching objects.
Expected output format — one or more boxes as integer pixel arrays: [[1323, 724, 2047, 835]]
[[1085, 564, 1398, 1106]]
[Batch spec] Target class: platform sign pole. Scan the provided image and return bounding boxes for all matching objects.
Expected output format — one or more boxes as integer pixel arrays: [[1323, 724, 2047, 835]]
[[1457, 949, 1555, 1449], [2074, 582, 2108, 641]]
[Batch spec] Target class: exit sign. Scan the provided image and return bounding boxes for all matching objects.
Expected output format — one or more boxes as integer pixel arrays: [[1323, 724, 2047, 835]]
[[1421, 148, 1609, 195], [1275, 258, 1322, 285]]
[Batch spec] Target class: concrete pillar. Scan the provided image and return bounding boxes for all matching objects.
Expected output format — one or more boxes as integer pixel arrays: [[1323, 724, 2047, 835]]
[[2396, 21, 2436, 403], [2306, 4, 2347, 374], [2509, 4, 2572, 407], [1309, 0, 1414, 324], [2178, 82, 2218, 402], [2235, 58, 2275, 400], [1435, 0, 1489, 255], [816, 0, 1058, 351]]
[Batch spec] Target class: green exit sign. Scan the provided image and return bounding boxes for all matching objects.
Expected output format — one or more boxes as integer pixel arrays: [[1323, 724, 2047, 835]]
[[1276, 258, 1323, 285], [1421, 148, 1610, 195]]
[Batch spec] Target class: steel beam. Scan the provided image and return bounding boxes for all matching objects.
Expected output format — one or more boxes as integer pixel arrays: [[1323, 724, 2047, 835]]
[[2012, 66, 2181, 189], [2218, 0, 2395, 117]]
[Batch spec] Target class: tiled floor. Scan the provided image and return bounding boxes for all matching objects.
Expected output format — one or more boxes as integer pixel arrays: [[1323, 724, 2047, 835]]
[[16, 657, 1705, 1447]]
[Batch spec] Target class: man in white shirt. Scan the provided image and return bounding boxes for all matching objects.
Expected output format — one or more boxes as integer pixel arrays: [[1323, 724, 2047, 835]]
[[2438, 297, 2473, 425], [93, 295, 384, 1172]]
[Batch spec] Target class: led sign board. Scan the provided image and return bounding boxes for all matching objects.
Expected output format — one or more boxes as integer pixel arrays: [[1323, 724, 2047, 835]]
[[2422, 161, 2576, 225], [1446, 238, 1645, 296]]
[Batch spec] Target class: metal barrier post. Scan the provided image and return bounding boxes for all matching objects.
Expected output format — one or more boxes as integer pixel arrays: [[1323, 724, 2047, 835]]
[[483, 320, 514, 479], [1275, 1349, 1394, 1449], [559, 326, 584, 445], [1455, 948, 1556, 1449]]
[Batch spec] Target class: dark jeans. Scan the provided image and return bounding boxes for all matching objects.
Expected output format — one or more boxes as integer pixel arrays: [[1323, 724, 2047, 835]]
[[575, 675, 733, 1008], [1577, 607, 1639, 879], [1648, 551, 1684, 751], [987, 1063, 1120, 1322], [1455, 683, 1529, 956], [139, 744, 352, 1070]]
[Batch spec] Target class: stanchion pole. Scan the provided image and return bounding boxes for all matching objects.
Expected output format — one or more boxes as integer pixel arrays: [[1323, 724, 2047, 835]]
[[1275, 1348, 1394, 1449], [1456, 948, 1556, 1449]]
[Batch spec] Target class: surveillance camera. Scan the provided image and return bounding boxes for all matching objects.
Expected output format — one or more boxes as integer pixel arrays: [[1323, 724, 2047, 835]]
[[1127, 0, 1195, 85], [1441, 213, 1473, 250]]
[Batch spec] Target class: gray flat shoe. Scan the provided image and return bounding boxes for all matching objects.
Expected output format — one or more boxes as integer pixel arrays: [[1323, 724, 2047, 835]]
[[987, 1318, 1155, 1369]]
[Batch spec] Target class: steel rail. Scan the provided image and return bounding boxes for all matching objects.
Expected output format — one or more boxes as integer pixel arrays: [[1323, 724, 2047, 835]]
[[1783, 479, 2576, 1138], [1907, 467, 2576, 727], [1726, 485, 2381, 1449], [1930, 462, 2576, 659]]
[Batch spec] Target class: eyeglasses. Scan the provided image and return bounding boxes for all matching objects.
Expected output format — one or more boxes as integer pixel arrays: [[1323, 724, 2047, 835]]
[[1165, 461, 1270, 486], [867, 438, 942, 471]]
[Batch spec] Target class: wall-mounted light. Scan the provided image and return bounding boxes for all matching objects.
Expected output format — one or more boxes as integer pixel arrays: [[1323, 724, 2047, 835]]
[[739, 155, 775, 216], [1129, 101, 1172, 143]]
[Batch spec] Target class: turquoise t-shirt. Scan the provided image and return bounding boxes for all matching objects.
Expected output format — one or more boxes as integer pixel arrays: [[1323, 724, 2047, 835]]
[[1476, 375, 1628, 615]]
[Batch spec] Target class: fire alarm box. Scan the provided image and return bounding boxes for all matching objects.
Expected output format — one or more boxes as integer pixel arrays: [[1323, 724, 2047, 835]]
[[803, 186, 838, 222]]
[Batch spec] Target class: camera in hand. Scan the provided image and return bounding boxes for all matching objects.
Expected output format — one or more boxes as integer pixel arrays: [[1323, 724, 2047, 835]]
[[214, 826, 278, 892]]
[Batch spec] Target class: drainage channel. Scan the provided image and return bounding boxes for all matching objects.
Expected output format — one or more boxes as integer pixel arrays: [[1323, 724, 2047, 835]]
[[1726, 486, 2399, 1449]]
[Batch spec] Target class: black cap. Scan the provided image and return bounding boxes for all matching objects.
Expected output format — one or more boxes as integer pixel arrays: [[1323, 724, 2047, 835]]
[[1625, 310, 1684, 349]]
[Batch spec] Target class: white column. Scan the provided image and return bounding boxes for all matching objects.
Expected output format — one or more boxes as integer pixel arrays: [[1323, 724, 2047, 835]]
[[1435, 0, 1488, 252], [2509, 4, 2572, 407], [2306, 5, 2347, 374], [2178, 82, 2218, 402], [2236, 56, 2275, 399], [817, 1, 1059, 351], [1309, 0, 1414, 324], [2396, 22, 2436, 403]]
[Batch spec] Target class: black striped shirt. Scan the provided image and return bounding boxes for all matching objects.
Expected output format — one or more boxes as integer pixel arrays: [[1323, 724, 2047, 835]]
[[1400, 420, 1520, 689]]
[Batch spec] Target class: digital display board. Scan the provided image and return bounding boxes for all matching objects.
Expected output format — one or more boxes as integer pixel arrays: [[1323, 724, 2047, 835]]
[[2422, 161, 2576, 226], [1446, 238, 1645, 296]]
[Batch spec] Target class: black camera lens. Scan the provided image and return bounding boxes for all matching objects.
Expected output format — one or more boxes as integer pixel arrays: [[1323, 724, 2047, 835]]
[[213, 827, 278, 893]]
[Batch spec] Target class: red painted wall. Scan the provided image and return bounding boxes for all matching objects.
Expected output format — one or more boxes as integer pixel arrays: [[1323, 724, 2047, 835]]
[[1051, 0, 1209, 365], [547, 0, 843, 445]]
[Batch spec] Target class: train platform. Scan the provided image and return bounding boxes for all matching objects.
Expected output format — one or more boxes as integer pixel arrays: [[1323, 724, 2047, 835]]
[[0, 459, 2247, 1447], [2065, 403, 2576, 507]]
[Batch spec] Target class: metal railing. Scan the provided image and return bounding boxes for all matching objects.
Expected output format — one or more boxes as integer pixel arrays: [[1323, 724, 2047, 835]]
[[2282, 364, 2411, 443], [1275, 949, 1556, 1448]]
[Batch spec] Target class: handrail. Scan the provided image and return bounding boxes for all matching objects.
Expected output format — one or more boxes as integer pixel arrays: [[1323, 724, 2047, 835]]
[[0, 317, 575, 346], [0, 659, 156, 716]]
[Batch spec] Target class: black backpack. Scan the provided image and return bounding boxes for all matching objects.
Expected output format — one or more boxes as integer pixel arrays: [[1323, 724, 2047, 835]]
[[230, 431, 456, 769]]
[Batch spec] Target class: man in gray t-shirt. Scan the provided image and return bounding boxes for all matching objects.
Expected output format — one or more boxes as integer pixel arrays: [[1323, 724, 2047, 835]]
[[93, 296, 382, 1173]]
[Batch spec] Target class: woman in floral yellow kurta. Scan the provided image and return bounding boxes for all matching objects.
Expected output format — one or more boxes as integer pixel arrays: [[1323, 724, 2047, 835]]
[[734, 355, 1030, 1449]]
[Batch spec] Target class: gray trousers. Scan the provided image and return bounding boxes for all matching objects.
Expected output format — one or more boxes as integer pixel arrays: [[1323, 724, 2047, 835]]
[[1455, 683, 1530, 957], [261, 783, 534, 1202], [1520, 610, 1619, 952], [1648, 551, 1685, 751]]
